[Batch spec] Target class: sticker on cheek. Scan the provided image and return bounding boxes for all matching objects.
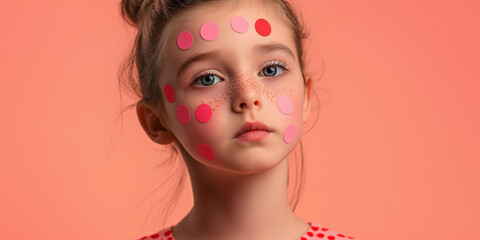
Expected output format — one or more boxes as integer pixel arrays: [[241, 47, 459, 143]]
[[195, 103, 212, 123], [283, 124, 296, 144], [255, 18, 271, 37], [177, 31, 193, 50], [163, 84, 175, 103], [199, 143, 215, 160], [176, 104, 190, 125], [230, 16, 249, 33], [200, 22, 219, 41], [277, 95, 293, 115]]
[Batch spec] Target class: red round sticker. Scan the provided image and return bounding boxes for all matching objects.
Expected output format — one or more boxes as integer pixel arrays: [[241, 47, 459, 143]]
[[255, 18, 271, 37]]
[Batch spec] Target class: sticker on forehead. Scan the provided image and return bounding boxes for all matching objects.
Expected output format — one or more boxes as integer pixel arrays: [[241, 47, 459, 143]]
[[230, 16, 249, 33], [177, 31, 193, 50], [199, 143, 215, 160], [277, 95, 293, 115], [176, 104, 190, 125], [195, 103, 212, 123], [283, 124, 296, 144], [200, 22, 219, 41], [163, 84, 175, 103], [255, 18, 271, 37]]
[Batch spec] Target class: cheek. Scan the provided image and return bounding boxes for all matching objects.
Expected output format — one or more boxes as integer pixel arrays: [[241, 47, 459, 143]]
[[274, 87, 304, 144], [171, 101, 228, 161], [165, 74, 305, 162]]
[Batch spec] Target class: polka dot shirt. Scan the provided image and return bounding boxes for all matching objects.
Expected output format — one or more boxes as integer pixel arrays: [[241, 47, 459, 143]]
[[137, 221, 357, 240]]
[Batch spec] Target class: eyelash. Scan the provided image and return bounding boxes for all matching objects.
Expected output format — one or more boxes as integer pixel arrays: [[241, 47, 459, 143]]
[[192, 70, 221, 89], [262, 61, 288, 79], [191, 61, 289, 88]]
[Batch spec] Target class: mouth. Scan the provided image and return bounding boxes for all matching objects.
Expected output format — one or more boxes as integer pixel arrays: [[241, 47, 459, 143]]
[[233, 121, 273, 142]]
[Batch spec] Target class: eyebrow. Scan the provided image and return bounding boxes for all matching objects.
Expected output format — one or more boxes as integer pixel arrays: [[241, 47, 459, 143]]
[[254, 43, 296, 60], [176, 50, 221, 77], [175, 43, 296, 77]]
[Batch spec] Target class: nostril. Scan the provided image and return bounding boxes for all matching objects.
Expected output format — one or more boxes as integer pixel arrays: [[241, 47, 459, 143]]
[[254, 101, 259, 106], [240, 103, 246, 108]]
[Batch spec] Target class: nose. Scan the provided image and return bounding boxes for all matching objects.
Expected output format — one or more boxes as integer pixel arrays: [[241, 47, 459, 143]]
[[232, 82, 263, 113]]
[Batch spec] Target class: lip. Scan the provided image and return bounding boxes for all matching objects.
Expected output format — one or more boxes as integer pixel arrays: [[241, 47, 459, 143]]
[[233, 121, 272, 142]]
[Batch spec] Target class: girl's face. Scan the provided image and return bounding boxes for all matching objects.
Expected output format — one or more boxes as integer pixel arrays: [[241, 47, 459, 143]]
[[158, 0, 310, 174]]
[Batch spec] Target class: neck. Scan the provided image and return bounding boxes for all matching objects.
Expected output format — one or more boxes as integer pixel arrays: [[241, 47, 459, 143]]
[[174, 152, 308, 240]]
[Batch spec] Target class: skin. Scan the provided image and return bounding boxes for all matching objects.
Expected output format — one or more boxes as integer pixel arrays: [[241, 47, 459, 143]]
[[136, 0, 313, 239]]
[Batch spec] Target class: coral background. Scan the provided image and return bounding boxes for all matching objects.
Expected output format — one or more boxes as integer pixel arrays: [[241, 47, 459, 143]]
[[1, 0, 479, 239]]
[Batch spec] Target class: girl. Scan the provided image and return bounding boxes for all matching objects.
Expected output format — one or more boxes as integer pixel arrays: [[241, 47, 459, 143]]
[[119, 0, 357, 239]]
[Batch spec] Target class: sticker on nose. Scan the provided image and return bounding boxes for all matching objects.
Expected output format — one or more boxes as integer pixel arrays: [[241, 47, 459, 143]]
[[277, 95, 293, 115]]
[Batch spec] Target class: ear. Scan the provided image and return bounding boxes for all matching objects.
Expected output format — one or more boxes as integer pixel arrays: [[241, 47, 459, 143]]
[[136, 99, 175, 144], [303, 75, 312, 123]]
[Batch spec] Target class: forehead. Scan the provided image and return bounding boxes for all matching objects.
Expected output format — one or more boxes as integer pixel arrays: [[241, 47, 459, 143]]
[[160, 0, 298, 72]]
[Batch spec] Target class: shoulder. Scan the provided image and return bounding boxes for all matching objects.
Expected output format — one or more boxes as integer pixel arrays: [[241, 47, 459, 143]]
[[135, 225, 175, 240], [300, 222, 359, 240]]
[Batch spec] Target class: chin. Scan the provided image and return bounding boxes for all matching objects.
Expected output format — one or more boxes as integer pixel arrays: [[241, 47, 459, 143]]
[[210, 151, 288, 175]]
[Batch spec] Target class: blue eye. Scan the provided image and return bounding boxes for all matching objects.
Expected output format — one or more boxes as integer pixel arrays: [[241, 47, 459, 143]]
[[194, 73, 222, 87], [259, 62, 287, 77]]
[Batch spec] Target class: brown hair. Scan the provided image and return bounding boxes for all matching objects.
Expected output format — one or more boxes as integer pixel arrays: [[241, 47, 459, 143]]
[[118, 0, 311, 228]]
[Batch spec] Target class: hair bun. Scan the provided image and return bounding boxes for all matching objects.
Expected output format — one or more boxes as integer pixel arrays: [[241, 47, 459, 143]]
[[121, 0, 146, 26]]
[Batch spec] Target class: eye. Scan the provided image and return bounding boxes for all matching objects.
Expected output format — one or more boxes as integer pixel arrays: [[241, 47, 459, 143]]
[[194, 72, 223, 87], [259, 61, 287, 77]]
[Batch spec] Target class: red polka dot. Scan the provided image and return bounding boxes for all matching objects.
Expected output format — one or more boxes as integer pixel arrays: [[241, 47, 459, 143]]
[[255, 18, 271, 37], [150, 233, 159, 239], [176, 104, 190, 125], [328, 235, 336, 240], [337, 233, 345, 237], [164, 230, 172, 236], [312, 226, 319, 231], [164, 84, 175, 103], [307, 231, 314, 237], [195, 103, 212, 123], [167, 237, 173, 240], [347, 237, 355, 239], [177, 31, 193, 50], [321, 228, 329, 231], [317, 233, 325, 238], [199, 143, 215, 160], [140, 237, 147, 240]]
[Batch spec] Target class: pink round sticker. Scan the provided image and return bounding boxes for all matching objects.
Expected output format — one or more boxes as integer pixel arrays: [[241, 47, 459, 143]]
[[195, 104, 212, 123], [199, 143, 215, 160], [176, 104, 190, 125], [200, 22, 219, 41], [277, 94, 293, 115], [163, 84, 175, 103], [177, 31, 193, 50], [230, 16, 249, 33], [283, 124, 296, 144]]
